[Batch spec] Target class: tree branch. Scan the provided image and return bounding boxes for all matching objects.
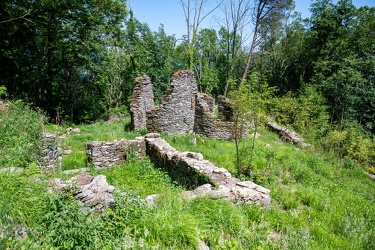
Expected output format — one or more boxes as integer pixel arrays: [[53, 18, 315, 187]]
[[0, 12, 32, 24]]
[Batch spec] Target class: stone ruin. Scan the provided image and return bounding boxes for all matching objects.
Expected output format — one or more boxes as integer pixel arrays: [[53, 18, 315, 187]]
[[146, 70, 198, 135], [130, 75, 154, 130], [86, 137, 145, 169], [266, 120, 311, 147], [194, 93, 246, 140], [129, 70, 247, 140], [40, 133, 62, 170], [53, 173, 115, 211], [217, 95, 233, 121], [86, 133, 271, 206]]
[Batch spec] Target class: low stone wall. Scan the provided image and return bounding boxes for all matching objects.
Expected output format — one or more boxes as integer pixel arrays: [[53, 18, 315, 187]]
[[85, 134, 270, 206], [146, 70, 197, 135], [40, 133, 62, 170], [266, 121, 310, 147], [144, 133, 270, 206], [145, 133, 212, 189], [130, 75, 154, 130], [85, 138, 145, 169], [194, 93, 247, 140]]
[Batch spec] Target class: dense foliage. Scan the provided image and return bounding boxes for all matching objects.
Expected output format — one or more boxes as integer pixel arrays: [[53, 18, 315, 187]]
[[0, 101, 44, 168], [1, 0, 373, 131]]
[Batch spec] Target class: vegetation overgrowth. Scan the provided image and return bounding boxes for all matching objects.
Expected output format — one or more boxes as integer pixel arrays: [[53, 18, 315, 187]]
[[0, 101, 44, 168], [1, 0, 375, 248], [1, 104, 374, 249]]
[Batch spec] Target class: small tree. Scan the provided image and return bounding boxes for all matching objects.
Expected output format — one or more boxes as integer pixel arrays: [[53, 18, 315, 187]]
[[229, 79, 251, 171], [229, 72, 274, 175]]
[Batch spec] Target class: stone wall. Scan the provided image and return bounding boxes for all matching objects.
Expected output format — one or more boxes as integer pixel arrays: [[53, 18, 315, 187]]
[[194, 93, 247, 140], [140, 71, 245, 139], [145, 133, 212, 189], [40, 133, 62, 170], [85, 137, 145, 169], [146, 70, 197, 135], [144, 133, 270, 206], [85, 133, 271, 206], [130, 75, 154, 130]]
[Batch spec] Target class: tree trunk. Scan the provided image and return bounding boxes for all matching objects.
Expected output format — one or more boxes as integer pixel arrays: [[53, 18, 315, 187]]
[[241, 20, 260, 84]]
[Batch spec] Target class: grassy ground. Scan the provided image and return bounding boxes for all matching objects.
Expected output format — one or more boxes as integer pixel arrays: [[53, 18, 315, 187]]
[[164, 131, 375, 249], [1, 119, 374, 249]]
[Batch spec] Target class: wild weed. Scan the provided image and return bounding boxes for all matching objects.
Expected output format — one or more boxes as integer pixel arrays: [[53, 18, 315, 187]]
[[0, 101, 44, 168]]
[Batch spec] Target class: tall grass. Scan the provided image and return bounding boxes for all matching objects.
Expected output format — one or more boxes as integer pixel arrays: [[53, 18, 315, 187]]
[[165, 130, 375, 249], [0, 101, 44, 168], [1, 109, 374, 249]]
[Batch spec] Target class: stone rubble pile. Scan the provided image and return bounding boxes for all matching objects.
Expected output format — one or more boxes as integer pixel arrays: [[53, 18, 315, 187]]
[[0, 100, 8, 111], [53, 173, 115, 211], [267, 121, 311, 147]]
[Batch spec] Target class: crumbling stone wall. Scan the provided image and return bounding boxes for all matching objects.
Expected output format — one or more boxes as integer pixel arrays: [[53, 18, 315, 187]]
[[85, 138, 145, 169], [144, 133, 270, 206], [266, 121, 311, 147], [146, 70, 197, 135], [85, 133, 271, 206], [40, 133, 62, 170], [131, 71, 247, 140], [130, 75, 154, 130], [194, 93, 247, 140], [144, 133, 211, 189]]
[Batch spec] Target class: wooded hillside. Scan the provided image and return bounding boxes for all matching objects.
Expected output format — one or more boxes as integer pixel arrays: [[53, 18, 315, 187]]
[[1, 0, 375, 171]]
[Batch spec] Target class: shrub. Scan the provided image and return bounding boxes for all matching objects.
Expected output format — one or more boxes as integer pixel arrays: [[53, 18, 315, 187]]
[[322, 124, 375, 171], [269, 85, 329, 141], [0, 101, 44, 168]]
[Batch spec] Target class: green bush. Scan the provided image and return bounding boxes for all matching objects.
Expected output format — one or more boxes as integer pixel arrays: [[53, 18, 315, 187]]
[[269, 85, 329, 141], [0, 101, 44, 168], [322, 124, 375, 171]]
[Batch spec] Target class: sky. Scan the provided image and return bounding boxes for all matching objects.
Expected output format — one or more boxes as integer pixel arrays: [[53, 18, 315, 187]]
[[129, 0, 375, 39]]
